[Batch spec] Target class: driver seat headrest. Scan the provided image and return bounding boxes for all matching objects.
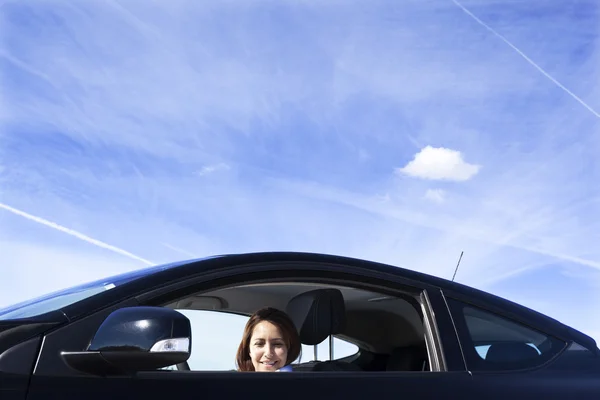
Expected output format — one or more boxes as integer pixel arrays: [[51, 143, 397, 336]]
[[285, 288, 346, 345]]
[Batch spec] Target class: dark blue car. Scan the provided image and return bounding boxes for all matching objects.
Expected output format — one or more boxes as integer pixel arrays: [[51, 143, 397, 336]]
[[1, 252, 598, 399]]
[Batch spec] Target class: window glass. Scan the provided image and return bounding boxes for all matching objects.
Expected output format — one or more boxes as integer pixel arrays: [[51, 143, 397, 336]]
[[475, 343, 541, 360], [447, 299, 566, 371], [175, 309, 359, 371]]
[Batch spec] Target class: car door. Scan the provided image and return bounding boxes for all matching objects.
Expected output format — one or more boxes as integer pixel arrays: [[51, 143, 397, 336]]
[[25, 260, 473, 400]]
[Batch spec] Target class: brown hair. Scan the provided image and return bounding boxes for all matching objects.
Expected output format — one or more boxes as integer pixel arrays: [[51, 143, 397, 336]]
[[235, 307, 301, 371]]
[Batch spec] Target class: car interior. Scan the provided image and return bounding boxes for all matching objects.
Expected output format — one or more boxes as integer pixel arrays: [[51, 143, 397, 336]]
[[163, 280, 432, 372]]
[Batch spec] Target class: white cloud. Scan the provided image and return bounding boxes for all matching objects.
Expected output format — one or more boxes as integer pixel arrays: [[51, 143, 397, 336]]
[[424, 189, 446, 203], [196, 163, 231, 176], [396, 146, 480, 182]]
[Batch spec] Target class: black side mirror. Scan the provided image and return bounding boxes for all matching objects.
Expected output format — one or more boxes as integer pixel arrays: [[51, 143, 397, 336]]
[[61, 307, 191, 376]]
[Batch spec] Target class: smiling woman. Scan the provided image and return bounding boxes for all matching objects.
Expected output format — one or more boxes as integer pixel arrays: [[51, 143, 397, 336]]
[[236, 307, 301, 372]]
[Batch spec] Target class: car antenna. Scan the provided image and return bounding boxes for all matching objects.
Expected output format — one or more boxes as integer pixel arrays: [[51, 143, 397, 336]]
[[451, 251, 464, 282]]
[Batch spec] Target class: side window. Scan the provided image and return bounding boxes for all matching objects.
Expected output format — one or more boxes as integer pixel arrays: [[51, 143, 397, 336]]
[[300, 337, 359, 363], [447, 299, 566, 371], [178, 309, 249, 370], [174, 309, 358, 371]]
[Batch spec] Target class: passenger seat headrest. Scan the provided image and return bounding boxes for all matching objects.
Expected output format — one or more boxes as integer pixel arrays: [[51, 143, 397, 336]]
[[386, 345, 428, 371], [285, 289, 346, 346], [485, 342, 539, 364]]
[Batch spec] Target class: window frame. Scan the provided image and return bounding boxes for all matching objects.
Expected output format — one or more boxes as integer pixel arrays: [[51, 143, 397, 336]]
[[33, 261, 464, 376], [139, 264, 453, 372]]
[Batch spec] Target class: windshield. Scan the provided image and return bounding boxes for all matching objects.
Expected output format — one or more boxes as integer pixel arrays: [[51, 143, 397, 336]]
[[0, 259, 197, 320]]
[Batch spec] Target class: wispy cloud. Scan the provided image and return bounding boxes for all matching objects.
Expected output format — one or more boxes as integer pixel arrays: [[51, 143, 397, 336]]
[[424, 188, 446, 204]]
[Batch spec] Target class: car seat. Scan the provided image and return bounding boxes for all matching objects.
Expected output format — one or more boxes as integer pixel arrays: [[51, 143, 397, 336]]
[[285, 288, 361, 372]]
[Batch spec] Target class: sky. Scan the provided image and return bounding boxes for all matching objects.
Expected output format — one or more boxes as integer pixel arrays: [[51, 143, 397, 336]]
[[1, 0, 600, 370]]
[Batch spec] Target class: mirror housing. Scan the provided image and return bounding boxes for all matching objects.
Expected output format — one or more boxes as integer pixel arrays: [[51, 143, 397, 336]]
[[61, 306, 191, 376]]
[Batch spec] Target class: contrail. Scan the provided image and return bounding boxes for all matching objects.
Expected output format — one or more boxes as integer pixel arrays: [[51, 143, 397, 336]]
[[452, 0, 600, 119], [0, 50, 56, 87], [0, 202, 154, 266], [161, 242, 199, 258]]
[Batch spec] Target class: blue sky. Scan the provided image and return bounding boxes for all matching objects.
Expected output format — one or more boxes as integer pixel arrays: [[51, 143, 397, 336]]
[[1, 0, 600, 365]]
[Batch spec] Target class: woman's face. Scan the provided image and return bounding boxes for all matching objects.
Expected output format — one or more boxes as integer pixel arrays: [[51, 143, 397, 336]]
[[248, 320, 289, 371]]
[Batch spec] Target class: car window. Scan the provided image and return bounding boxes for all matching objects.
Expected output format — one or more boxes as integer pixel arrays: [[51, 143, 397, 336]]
[[475, 342, 541, 359], [175, 309, 359, 371], [447, 299, 566, 371]]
